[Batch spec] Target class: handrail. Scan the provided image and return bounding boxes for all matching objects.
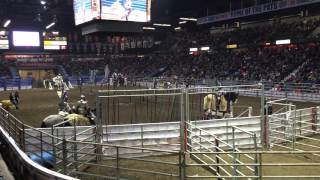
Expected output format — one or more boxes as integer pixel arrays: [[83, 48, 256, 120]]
[[0, 121, 78, 180], [231, 126, 255, 136]]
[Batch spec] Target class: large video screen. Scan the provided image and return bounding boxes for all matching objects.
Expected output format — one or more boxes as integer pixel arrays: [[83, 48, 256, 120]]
[[12, 31, 40, 47], [74, 0, 151, 25], [101, 0, 151, 22], [74, 0, 100, 25]]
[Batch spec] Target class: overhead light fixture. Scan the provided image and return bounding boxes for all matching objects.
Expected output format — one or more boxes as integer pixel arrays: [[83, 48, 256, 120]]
[[142, 27, 155, 30], [3, 20, 11, 28], [46, 22, 55, 29], [174, 27, 181, 31], [276, 39, 291, 45], [201, 46, 210, 51], [226, 44, 238, 49], [153, 23, 171, 27], [179, 21, 187, 24], [40, 0, 46, 5], [190, 48, 198, 52], [179, 17, 197, 22]]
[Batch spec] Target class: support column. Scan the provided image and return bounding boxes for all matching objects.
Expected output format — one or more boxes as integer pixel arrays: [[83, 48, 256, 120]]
[[260, 84, 267, 149], [95, 93, 103, 161]]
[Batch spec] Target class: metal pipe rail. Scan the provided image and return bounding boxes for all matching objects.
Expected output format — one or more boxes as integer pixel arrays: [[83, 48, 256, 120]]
[[187, 122, 259, 179], [99, 92, 183, 98], [58, 141, 181, 179], [186, 150, 320, 179]]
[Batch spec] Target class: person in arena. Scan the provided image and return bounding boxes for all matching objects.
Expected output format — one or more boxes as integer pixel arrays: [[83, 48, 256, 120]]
[[14, 91, 20, 105], [75, 95, 89, 116], [9, 92, 18, 109], [264, 97, 273, 115], [58, 99, 72, 113]]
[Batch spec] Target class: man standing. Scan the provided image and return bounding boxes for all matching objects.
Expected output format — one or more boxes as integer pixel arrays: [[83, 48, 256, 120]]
[[9, 92, 18, 110], [14, 91, 19, 105], [75, 95, 89, 116]]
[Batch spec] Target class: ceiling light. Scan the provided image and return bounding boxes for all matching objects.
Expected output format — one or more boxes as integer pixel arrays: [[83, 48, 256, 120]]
[[3, 20, 11, 28], [142, 27, 155, 30], [153, 23, 171, 27], [46, 22, 55, 29], [179, 17, 197, 22]]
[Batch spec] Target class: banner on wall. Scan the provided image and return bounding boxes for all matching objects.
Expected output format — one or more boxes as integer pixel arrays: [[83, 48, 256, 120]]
[[198, 0, 320, 24]]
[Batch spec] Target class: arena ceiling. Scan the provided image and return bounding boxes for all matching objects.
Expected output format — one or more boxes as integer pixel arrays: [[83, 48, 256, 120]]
[[0, 0, 74, 32], [0, 0, 296, 32]]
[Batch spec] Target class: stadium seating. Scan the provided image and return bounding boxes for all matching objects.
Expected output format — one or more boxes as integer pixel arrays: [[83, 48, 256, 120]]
[[41, 16, 320, 83]]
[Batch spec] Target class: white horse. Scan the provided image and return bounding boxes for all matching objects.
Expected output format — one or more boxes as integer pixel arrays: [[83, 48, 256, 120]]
[[52, 75, 68, 90], [41, 111, 96, 128]]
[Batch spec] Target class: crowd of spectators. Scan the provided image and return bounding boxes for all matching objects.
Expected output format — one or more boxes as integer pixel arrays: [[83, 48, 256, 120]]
[[2, 16, 320, 84], [149, 45, 319, 82], [169, 17, 320, 51], [58, 43, 318, 83], [289, 45, 320, 83]]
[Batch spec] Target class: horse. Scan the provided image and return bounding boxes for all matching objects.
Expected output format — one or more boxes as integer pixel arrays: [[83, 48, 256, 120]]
[[164, 81, 174, 89], [52, 75, 69, 91], [0, 100, 17, 110], [41, 111, 96, 128], [203, 92, 239, 119]]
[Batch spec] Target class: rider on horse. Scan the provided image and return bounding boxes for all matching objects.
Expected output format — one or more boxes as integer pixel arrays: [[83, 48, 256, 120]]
[[75, 95, 89, 116]]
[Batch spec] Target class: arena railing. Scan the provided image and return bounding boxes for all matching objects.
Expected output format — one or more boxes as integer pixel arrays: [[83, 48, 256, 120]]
[[57, 140, 182, 179], [132, 77, 320, 102], [186, 151, 320, 179], [0, 104, 183, 179], [2, 84, 320, 179], [0, 106, 78, 180], [186, 121, 259, 178]]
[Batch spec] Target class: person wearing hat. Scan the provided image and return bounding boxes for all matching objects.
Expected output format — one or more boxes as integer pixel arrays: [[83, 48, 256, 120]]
[[75, 95, 89, 116], [264, 97, 273, 115], [9, 92, 18, 110]]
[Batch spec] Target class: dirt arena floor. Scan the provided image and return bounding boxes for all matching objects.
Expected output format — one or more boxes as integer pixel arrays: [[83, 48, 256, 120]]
[[0, 86, 318, 128]]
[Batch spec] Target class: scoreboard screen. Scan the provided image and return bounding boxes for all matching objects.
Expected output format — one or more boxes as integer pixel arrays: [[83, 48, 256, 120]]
[[44, 37, 67, 50], [0, 31, 9, 50], [12, 31, 40, 47]]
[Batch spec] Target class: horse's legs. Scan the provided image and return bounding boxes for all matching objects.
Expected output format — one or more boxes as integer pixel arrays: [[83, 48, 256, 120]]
[[41, 122, 46, 128]]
